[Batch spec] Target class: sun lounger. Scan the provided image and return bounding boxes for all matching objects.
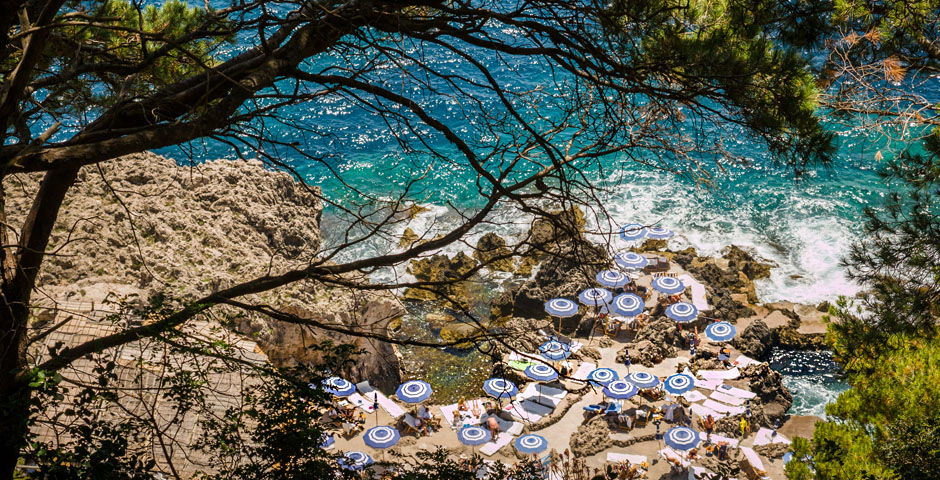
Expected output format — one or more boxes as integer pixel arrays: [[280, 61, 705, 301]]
[[504, 402, 543, 423], [740, 446, 771, 480], [710, 390, 746, 406], [706, 433, 739, 449], [533, 383, 567, 399], [694, 378, 722, 391], [347, 393, 376, 413], [659, 447, 690, 469], [518, 383, 566, 408], [715, 383, 757, 400], [606, 452, 648, 465], [605, 403, 622, 415], [479, 431, 515, 456], [690, 403, 725, 420], [481, 414, 523, 435], [402, 413, 424, 436], [682, 390, 708, 402], [519, 399, 553, 416], [698, 368, 740, 380], [584, 404, 603, 414], [441, 399, 487, 429], [689, 465, 718, 480], [677, 274, 710, 311], [703, 399, 746, 416], [754, 427, 791, 446], [355, 381, 406, 418], [571, 362, 595, 382], [736, 355, 758, 368]]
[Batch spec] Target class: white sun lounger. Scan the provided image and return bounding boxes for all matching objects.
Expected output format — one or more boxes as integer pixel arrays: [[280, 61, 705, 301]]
[[371, 390, 405, 418], [694, 378, 722, 391], [571, 362, 595, 382], [703, 399, 746, 416], [441, 399, 486, 429], [740, 446, 770, 479], [754, 427, 791, 446], [347, 393, 376, 413], [736, 355, 758, 368], [606, 452, 648, 465], [690, 403, 725, 420], [715, 383, 757, 400], [710, 390, 746, 406], [698, 367, 740, 380], [706, 433, 739, 448], [659, 447, 691, 469], [682, 390, 708, 402], [504, 402, 543, 423], [479, 432, 514, 456], [677, 274, 710, 311]]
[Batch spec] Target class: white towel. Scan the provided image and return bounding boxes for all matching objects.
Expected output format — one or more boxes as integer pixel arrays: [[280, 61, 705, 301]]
[[736, 355, 758, 368], [698, 368, 740, 380], [659, 447, 690, 468], [372, 390, 406, 418], [754, 427, 791, 446], [677, 274, 710, 311], [571, 362, 595, 382], [682, 390, 708, 403], [740, 446, 765, 471], [606, 452, 648, 465], [690, 403, 725, 420], [479, 432, 514, 456], [706, 434, 739, 448], [703, 399, 745, 415], [715, 383, 757, 399], [347, 393, 376, 413], [694, 378, 722, 391], [710, 390, 746, 406]]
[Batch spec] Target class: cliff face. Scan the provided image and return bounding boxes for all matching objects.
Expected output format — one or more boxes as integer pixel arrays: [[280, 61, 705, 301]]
[[6, 152, 403, 390]]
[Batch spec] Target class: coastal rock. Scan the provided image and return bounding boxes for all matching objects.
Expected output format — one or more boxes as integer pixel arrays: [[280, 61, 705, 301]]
[[739, 363, 793, 424], [732, 319, 772, 359], [754, 441, 790, 459], [636, 239, 668, 252], [402, 252, 478, 308], [723, 245, 773, 280], [699, 455, 740, 478], [569, 415, 612, 457], [499, 316, 550, 355], [399, 227, 419, 247], [622, 317, 681, 366], [474, 232, 515, 272]]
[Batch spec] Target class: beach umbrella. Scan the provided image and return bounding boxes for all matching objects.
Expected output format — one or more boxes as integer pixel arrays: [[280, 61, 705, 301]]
[[395, 380, 433, 404], [338, 451, 374, 471], [458, 426, 492, 446], [651, 277, 685, 295], [483, 378, 518, 400], [578, 287, 613, 307], [619, 223, 647, 242], [596, 269, 630, 288], [321, 376, 356, 397], [614, 252, 649, 270], [319, 433, 335, 449], [665, 302, 698, 323], [705, 321, 737, 342], [664, 426, 701, 451], [587, 367, 619, 386], [646, 227, 675, 240], [525, 364, 559, 382], [663, 373, 695, 395], [609, 293, 645, 317], [544, 298, 579, 317], [538, 339, 571, 362], [625, 372, 660, 389], [515, 434, 548, 455], [603, 380, 639, 400], [363, 426, 400, 450]]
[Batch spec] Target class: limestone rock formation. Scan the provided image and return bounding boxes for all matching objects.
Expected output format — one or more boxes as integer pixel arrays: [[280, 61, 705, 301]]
[[732, 319, 772, 359], [474, 232, 515, 272], [569, 415, 613, 457]]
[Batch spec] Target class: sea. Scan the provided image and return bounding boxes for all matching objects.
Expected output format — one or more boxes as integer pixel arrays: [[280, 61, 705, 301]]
[[149, 6, 935, 415]]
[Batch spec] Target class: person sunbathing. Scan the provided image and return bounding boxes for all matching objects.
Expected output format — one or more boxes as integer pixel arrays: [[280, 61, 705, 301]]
[[458, 397, 468, 412], [486, 416, 500, 438]]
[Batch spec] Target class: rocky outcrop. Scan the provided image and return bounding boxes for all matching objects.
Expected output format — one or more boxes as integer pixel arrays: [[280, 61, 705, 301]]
[[723, 245, 773, 280], [569, 415, 613, 457], [739, 363, 793, 422], [402, 251, 478, 308], [754, 441, 789, 459], [8, 152, 406, 390], [732, 319, 773, 359], [474, 232, 515, 272], [616, 317, 682, 366]]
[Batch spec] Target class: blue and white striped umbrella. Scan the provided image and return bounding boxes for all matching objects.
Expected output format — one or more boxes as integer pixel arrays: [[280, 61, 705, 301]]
[[663, 373, 696, 395], [652, 277, 685, 295], [705, 321, 737, 342], [665, 302, 698, 323], [339, 451, 374, 471], [625, 372, 660, 389], [596, 270, 630, 288], [587, 368, 619, 386], [525, 364, 559, 382], [544, 298, 579, 317], [578, 288, 613, 307], [614, 252, 649, 270], [321, 376, 356, 397], [603, 380, 639, 400], [396, 380, 433, 404], [363, 426, 400, 450], [458, 426, 492, 446], [620, 223, 648, 241], [538, 340, 571, 362], [483, 378, 518, 399], [646, 227, 675, 240], [664, 427, 701, 451], [609, 293, 645, 317], [515, 434, 548, 454]]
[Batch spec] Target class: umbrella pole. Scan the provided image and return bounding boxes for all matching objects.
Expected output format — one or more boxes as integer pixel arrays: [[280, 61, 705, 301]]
[[374, 392, 379, 427]]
